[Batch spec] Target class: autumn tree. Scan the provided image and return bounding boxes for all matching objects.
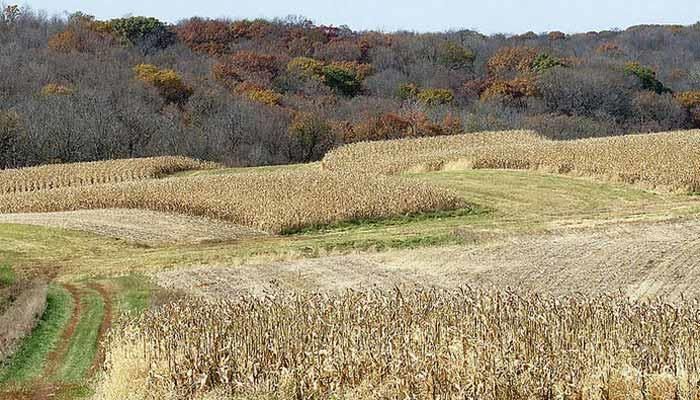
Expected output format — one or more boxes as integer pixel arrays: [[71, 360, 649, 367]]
[[176, 18, 234, 55], [134, 64, 193, 106], [438, 41, 475, 71], [624, 62, 671, 94], [110, 16, 175, 50]]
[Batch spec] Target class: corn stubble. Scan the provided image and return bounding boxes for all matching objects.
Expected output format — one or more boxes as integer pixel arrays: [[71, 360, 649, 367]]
[[0, 170, 464, 234], [323, 129, 700, 192], [97, 288, 700, 400], [0, 156, 217, 194]]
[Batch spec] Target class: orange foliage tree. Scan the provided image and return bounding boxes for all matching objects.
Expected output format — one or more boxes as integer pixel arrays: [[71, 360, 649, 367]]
[[134, 64, 193, 105]]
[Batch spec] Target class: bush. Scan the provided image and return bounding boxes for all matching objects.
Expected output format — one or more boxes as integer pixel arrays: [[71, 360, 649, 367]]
[[134, 64, 193, 105], [287, 57, 325, 78], [40, 84, 74, 96], [398, 83, 420, 100], [235, 82, 283, 106], [321, 64, 362, 96], [531, 53, 567, 73], [110, 16, 175, 50], [417, 88, 454, 105], [438, 41, 475, 71]]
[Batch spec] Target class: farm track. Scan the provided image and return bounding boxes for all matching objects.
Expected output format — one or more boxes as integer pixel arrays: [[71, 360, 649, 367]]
[[0, 282, 112, 399], [157, 218, 700, 300]]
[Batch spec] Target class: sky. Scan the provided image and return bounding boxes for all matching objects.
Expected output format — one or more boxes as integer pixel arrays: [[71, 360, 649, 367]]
[[19, 0, 700, 34]]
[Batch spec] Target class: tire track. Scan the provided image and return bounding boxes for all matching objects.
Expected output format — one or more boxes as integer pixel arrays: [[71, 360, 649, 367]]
[[43, 284, 81, 379]]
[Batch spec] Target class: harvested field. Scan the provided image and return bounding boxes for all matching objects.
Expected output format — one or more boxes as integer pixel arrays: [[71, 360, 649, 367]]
[[157, 219, 700, 300], [323, 129, 700, 192], [0, 281, 48, 363], [0, 170, 466, 234], [0, 209, 265, 245], [97, 286, 700, 400], [0, 156, 218, 194]]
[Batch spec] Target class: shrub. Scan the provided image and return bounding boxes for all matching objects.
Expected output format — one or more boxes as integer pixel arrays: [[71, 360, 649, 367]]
[[40, 84, 74, 96], [675, 91, 700, 108], [287, 57, 325, 78], [235, 82, 283, 106], [531, 53, 567, 73], [110, 16, 175, 50], [134, 64, 193, 105], [321, 64, 362, 96], [398, 83, 420, 100], [417, 88, 454, 105], [481, 77, 538, 104], [624, 62, 671, 94]]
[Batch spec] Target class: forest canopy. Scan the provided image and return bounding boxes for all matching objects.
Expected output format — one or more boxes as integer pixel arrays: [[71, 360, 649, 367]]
[[1, 5, 700, 168]]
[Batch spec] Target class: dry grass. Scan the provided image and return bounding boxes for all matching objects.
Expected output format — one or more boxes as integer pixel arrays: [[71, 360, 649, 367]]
[[0, 281, 48, 363], [0, 170, 465, 234], [97, 288, 700, 400], [323, 129, 700, 192], [322, 130, 544, 175], [0, 209, 265, 245], [0, 156, 218, 194]]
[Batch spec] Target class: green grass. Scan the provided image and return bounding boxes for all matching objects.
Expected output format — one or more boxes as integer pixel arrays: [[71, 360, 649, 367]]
[[54, 288, 104, 383], [0, 284, 73, 385], [285, 207, 482, 235], [0, 263, 15, 287], [113, 274, 151, 315]]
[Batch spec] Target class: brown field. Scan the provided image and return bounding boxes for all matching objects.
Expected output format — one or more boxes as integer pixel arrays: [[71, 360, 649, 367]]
[[0, 170, 465, 234], [0, 156, 217, 194], [0, 209, 266, 245], [96, 286, 700, 400], [156, 219, 700, 300], [323, 129, 700, 192]]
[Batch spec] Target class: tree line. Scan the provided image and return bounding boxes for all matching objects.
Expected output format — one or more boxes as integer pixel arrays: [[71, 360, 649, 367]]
[[1, 5, 700, 169]]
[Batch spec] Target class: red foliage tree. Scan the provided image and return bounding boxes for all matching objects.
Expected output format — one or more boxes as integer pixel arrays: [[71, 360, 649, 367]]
[[176, 18, 234, 55]]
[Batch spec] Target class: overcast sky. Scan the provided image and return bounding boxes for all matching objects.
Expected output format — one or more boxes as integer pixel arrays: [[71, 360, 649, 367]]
[[20, 0, 700, 34]]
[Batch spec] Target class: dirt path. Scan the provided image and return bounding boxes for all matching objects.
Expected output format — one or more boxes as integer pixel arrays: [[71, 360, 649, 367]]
[[1, 282, 113, 399], [88, 284, 112, 375], [43, 284, 81, 380]]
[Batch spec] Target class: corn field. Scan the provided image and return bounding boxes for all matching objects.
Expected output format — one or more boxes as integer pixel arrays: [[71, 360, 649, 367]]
[[99, 288, 700, 400], [0, 156, 217, 194], [323, 129, 700, 192], [0, 170, 465, 234]]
